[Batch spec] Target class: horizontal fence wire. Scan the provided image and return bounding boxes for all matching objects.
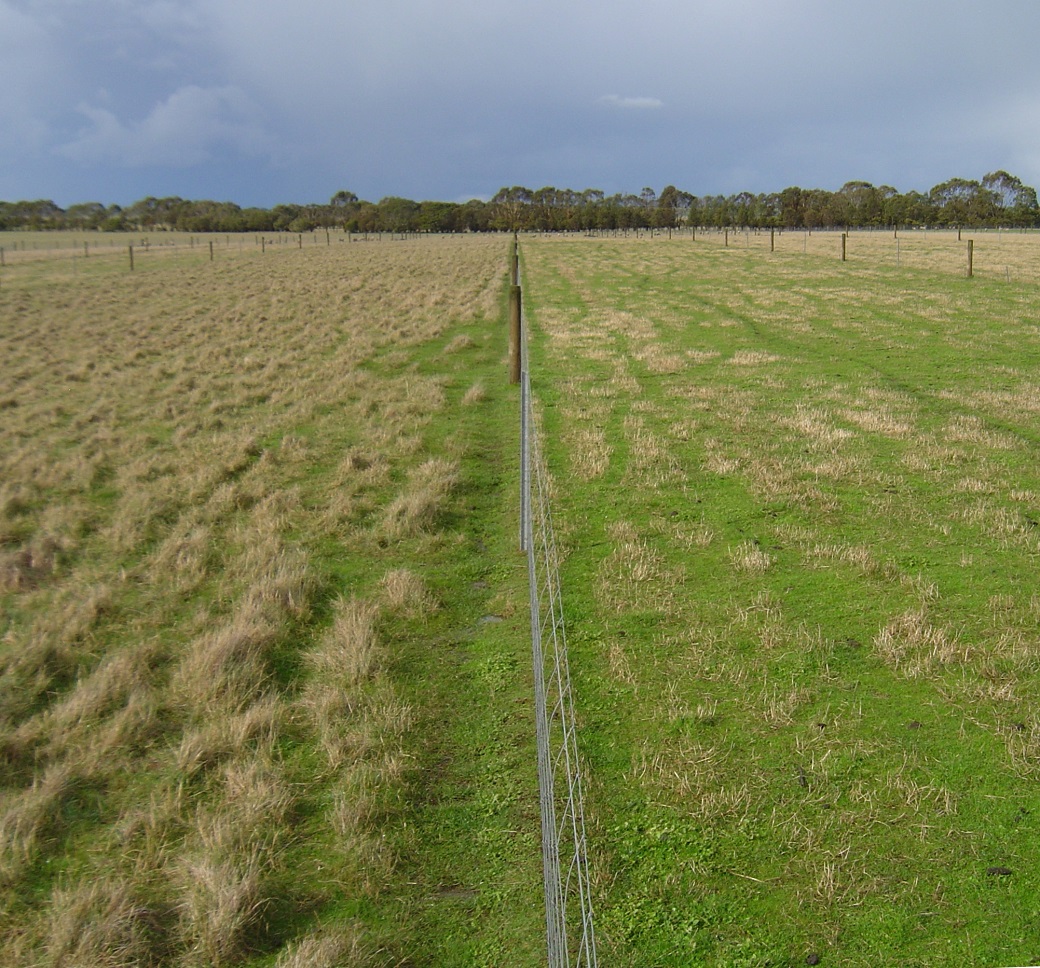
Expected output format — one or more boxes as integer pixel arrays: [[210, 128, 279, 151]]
[[519, 265, 598, 967]]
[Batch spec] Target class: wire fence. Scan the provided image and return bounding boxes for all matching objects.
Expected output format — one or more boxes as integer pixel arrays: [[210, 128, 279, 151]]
[[519, 262, 598, 967]]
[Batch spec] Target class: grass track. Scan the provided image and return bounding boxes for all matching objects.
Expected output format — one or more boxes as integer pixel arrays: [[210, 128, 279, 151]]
[[521, 234, 1040, 967]]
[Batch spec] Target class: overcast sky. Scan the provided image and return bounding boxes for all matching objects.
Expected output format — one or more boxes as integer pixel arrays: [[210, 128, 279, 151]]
[[3, 0, 1040, 208]]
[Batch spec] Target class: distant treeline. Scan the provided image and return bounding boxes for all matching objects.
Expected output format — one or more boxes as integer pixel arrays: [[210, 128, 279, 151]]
[[3, 172, 1038, 234]]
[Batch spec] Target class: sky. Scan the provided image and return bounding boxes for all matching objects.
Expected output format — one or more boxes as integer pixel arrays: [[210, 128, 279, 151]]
[[3, 0, 1040, 208]]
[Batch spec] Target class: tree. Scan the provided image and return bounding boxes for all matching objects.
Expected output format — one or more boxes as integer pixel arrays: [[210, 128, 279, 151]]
[[65, 202, 107, 230], [654, 185, 681, 229], [983, 171, 1038, 225], [837, 181, 882, 226], [929, 178, 997, 226], [376, 196, 419, 233], [491, 186, 532, 231]]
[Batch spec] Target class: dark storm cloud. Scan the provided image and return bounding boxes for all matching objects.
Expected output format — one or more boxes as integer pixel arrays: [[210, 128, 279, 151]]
[[2, 0, 1040, 205]]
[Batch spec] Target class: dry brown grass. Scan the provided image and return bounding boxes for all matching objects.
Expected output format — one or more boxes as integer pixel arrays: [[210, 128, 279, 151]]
[[874, 607, 969, 677], [0, 235, 505, 965], [42, 875, 170, 968], [379, 568, 438, 619], [379, 457, 459, 541]]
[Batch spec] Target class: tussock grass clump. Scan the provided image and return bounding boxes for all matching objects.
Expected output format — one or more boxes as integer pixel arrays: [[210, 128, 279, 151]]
[[43, 875, 170, 968], [379, 457, 458, 540], [0, 760, 95, 886], [307, 596, 380, 687], [379, 568, 438, 619], [273, 927, 369, 968], [0, 535, 64, 591], [175, 848, 268, 967]]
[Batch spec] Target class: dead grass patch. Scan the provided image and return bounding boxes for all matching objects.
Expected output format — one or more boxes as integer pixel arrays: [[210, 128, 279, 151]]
[[874, 607, 969, 677]]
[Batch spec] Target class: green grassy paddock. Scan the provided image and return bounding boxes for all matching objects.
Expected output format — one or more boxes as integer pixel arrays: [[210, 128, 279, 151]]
[[521, 233, 1040, 966]]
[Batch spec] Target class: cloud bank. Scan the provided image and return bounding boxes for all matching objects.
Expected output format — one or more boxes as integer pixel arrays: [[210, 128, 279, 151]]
[[600, 95, 664, 110], [2, 0, 1040, 206]]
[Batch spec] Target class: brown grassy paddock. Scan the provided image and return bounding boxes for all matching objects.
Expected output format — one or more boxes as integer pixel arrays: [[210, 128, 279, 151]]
[[0, 236, 514, 964], [687, 225, 1040, 282]]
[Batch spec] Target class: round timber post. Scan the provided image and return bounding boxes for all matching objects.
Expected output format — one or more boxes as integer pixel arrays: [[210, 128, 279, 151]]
[[509, 285, 522, 384]]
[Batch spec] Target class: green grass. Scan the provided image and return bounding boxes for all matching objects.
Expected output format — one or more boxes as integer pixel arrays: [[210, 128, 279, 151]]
[[521, 234, 1040, 966]]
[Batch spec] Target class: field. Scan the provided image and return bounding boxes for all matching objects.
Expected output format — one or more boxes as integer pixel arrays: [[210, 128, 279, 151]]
[[4, 227, 1040, 966], [0, 235, 545, 965], [521, 231, 1040, 965]]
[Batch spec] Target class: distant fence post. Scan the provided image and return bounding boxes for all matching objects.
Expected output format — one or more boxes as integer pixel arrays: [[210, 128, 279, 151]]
[[509, 285, 522, 384], [967, 240, 974, 278], [83, 241, 89, 259], [511, 234, 519, 285]]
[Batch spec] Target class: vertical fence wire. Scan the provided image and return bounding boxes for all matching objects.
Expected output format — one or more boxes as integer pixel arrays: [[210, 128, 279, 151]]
[[519, 266, 598, 967]]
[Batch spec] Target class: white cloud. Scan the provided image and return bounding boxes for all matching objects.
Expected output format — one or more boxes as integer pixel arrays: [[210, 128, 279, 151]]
[[57, 85, 272, 167], [599, 95, 663, 110]]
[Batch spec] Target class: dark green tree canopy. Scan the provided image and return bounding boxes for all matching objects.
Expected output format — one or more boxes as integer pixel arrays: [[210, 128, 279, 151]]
[[3, 172, 1038, 233]]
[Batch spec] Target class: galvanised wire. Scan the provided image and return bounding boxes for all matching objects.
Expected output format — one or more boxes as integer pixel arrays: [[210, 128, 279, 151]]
[[519, 259, 598, 968]]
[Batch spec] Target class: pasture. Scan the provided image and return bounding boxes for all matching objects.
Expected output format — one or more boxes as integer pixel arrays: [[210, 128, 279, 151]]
[[0, 236, 544, 965], [521, 231, 1040, 965], [4, 226, 1040, 966]]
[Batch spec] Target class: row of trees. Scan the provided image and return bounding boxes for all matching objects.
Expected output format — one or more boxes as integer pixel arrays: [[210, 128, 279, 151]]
[[2, 172, 1037, 235]]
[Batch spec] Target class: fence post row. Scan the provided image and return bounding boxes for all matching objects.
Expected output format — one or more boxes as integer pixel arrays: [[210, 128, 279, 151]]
[[515, 242, 598, 967]]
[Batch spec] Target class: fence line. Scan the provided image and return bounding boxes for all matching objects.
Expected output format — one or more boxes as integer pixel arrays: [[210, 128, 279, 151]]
[[519, 257, 598, 967]]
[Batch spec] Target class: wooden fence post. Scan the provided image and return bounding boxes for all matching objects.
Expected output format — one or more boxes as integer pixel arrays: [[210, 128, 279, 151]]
[[967, 239, 974, 278], [770, 227, 775, 252], [209, 240, 214, 262], [509, 285, 522, 384], [841, 233, 847, 262], [128, 245, 134, 271]]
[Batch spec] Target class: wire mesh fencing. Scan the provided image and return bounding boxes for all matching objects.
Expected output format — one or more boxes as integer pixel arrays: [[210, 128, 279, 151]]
[[519, 274, 598, 967]]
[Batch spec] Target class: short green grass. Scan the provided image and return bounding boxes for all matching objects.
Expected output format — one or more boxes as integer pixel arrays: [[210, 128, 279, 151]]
[[521, 234, 1040, 966]]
